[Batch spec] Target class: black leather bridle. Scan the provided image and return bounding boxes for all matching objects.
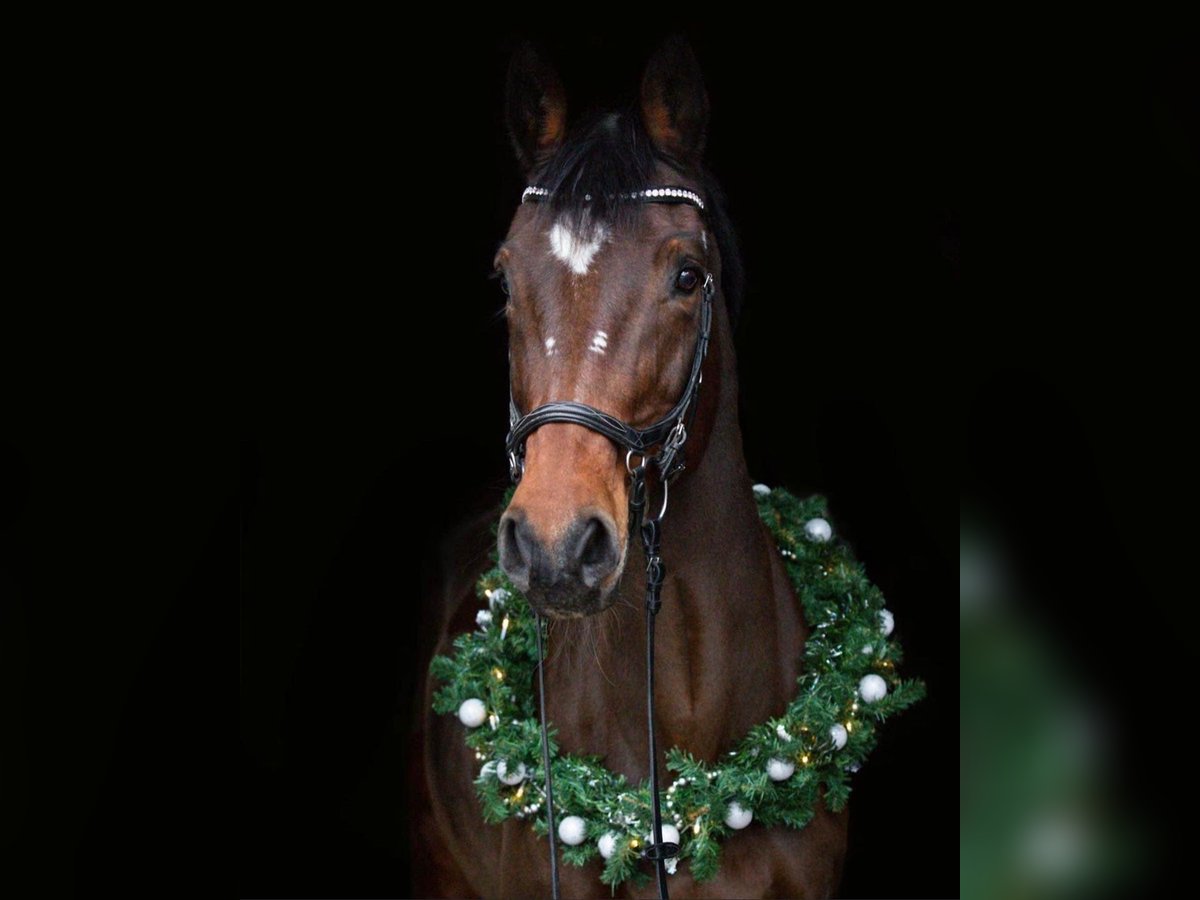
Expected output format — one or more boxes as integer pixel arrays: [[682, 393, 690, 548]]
[[505, 184, 714, 900]]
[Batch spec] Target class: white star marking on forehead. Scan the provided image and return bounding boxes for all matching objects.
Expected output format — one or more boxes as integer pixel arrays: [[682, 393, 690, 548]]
[[548, 219, 608, 275]]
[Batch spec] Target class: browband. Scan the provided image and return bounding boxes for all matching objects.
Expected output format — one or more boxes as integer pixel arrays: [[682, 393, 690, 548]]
[[521, 184, 705, 211]]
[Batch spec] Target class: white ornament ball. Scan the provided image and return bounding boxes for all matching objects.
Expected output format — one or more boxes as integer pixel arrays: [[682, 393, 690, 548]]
[[646, 823, 681, 848], [766, 758, 795, 781], [879, 609, 895, 636], [724, 802, 753, 830], [497, 760, 527, 785], [861, 644, 874, 655], [457, 698, 487, 728], [858, 673, 888, 703], [752, 483, 772, 497], [558, 815, 587, 846], [476, 609, 493, 628], [830, 723, 848, 750], [598, 832, 619, 860], [804, 517, 832, 543]]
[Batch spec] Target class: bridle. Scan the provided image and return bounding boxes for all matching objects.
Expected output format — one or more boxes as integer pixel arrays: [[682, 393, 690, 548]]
[[505, 183, 714, 900]]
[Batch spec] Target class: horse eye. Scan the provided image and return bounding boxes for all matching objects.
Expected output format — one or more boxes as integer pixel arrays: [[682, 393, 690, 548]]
[[675, 267, 701, 293]]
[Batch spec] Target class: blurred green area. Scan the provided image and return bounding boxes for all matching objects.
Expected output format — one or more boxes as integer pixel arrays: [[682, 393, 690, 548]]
[[960, 533, 1144, 899]]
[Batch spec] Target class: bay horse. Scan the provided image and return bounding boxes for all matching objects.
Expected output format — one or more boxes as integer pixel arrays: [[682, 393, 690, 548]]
[[414, 38, 848, 898]]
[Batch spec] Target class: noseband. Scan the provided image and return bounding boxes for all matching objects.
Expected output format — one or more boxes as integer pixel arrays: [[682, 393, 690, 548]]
[[505, 183, 714, 900]]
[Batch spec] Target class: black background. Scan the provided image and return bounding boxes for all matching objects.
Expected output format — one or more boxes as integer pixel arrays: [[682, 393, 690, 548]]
[[237, 28, 961, 898], [5, 23, 1195, 900]]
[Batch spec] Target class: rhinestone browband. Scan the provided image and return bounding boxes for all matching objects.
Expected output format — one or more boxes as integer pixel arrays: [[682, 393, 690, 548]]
[[521, 185, 705, 211]]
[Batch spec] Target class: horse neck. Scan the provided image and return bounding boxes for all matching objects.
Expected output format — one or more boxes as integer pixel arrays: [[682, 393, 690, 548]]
[[544, 306, 807, 775]]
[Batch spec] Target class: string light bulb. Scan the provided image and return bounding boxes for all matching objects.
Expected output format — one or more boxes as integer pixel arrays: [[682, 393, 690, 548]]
[[630, 838, 640, 848], [501, 615, 510, 639], [845, 720, 854, 733], [493, 667, 505, 682], [800, 754, 810, 765]]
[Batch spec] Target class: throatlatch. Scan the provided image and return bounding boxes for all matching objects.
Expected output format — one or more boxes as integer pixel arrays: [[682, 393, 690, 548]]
[[507, 183, 714, 900]]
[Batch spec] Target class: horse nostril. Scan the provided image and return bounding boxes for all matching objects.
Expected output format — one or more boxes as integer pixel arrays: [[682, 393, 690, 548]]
[[573, 515, 620, 588], [499, 513, 533, 590], [577, 518, 607, 567]]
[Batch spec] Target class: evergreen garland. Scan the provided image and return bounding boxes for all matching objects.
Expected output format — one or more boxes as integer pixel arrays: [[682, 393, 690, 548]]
[[430, 486, 925, 888]]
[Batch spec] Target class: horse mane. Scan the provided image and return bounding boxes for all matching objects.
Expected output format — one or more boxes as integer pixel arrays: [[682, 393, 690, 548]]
[[530, 110, 744, 328]]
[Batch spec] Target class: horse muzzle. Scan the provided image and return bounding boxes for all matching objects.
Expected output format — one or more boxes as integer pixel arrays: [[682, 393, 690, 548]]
[[498, 506, 623, 616]]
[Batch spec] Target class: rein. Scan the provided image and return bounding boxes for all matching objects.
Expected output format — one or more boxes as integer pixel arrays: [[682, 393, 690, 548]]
[[506, 183, 714, 900]]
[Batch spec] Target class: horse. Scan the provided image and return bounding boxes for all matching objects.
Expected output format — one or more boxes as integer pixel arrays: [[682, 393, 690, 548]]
[[413, 38, 848, 898]]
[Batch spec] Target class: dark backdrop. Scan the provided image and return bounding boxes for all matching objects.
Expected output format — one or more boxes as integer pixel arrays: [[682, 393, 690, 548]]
[[7, 23, 1193, 900], [237, 28, 959, 898], [235, 26, 1194, 900]]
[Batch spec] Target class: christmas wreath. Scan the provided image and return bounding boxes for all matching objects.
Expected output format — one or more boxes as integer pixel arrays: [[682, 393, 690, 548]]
[[430, 486, 925, 888]]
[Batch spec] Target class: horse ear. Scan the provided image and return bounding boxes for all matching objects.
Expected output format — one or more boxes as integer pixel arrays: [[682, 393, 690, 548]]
[[640, 36, 709, 164], [505, 42, 568, 174]]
